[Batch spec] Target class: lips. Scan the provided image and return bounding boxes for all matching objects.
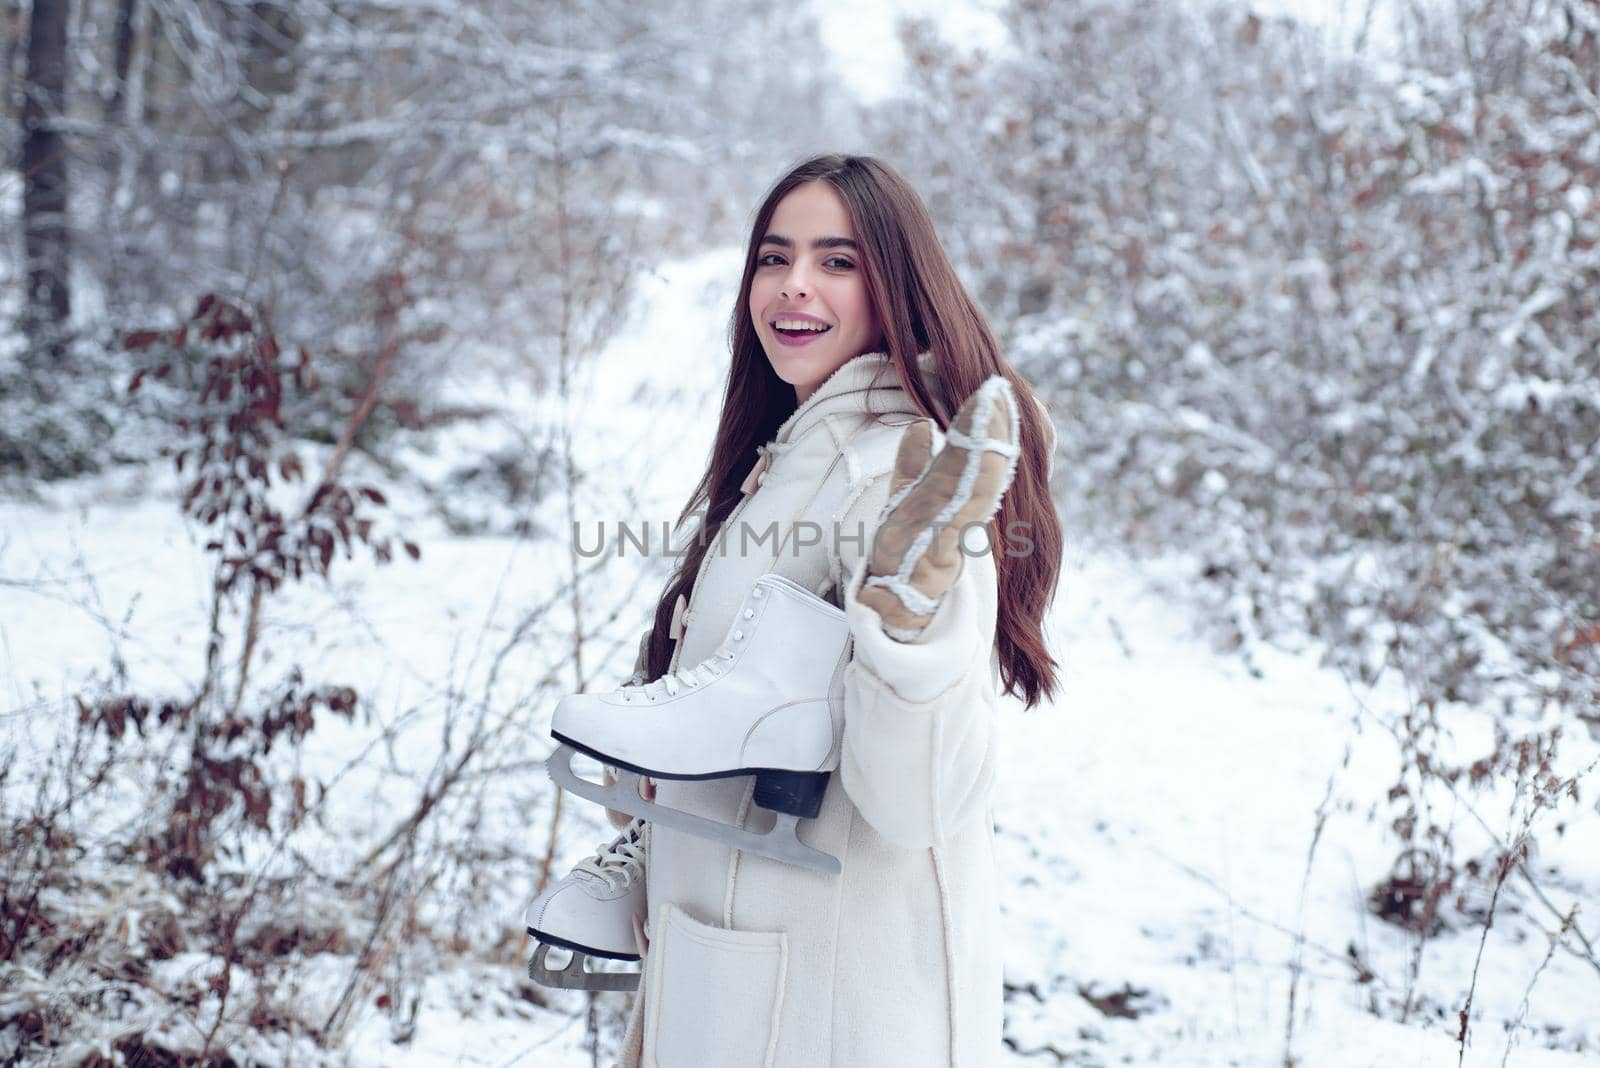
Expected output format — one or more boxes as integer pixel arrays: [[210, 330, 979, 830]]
[[770, 321, 832, 348], [772, 313, 831, 327]]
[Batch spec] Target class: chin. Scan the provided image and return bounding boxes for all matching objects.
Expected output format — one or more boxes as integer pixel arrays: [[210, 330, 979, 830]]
[[763, 330, 861, 393], [785, 354, 837, 386], [767, 339, 823, 368]]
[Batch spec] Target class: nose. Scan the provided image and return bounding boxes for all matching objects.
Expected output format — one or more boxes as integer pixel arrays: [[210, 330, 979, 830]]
[[780, 260, 810, 300]]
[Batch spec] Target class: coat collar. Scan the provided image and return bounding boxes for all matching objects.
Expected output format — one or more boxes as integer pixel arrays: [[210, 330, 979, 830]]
[[770, 349, 939, 449]]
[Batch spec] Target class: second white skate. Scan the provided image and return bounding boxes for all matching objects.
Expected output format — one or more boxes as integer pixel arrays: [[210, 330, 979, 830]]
[[525, 817, 647, 992]]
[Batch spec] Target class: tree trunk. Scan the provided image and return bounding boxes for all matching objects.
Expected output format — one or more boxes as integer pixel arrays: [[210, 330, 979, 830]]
[[2, 0, 25, 116], [20, 0, 72, 366], [106, 0, 137, 123]]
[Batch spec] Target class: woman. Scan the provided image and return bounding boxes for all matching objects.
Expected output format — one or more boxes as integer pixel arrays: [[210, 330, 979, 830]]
[[545, 153, 1060, 1066]]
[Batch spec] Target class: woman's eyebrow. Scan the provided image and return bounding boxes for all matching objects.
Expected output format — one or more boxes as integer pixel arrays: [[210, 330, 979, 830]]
[[759, 234, 859, 251]]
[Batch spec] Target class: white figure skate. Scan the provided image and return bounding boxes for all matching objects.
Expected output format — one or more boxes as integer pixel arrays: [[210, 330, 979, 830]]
[[547, 572, 851, 875], [525, 817, 646, 992]]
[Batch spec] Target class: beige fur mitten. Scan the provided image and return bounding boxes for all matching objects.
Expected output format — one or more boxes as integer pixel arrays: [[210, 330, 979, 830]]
[[855, 374, 1021, 642]]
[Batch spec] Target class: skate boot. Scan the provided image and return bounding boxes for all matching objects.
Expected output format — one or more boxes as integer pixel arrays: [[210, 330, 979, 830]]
[[525, 817, 647, 992], [547, 571, 851, 875]]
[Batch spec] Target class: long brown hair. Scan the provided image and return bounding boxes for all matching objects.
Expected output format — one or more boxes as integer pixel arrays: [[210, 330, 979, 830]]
[[641, 153, 1061, 709]]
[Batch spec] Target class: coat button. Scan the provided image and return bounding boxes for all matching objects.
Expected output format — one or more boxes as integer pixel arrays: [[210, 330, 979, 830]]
[[740, 451, 772, 496], [669, 593, 688, 641]]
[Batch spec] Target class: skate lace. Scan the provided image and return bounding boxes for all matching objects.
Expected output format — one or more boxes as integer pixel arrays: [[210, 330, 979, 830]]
[[573, 817, 647, 892], [620, 645, 738, 703]]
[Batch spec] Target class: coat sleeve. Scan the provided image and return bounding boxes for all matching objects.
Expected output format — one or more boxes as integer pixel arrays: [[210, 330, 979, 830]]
[[831, 462, 1002, 851]]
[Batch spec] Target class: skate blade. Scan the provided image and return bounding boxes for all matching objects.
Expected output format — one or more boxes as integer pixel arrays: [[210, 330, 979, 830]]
[[528, 942, 639, 992], [547, 744, 842, 876]]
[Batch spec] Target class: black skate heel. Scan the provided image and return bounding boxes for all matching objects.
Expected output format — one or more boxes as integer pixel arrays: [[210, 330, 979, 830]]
[[753, 769, 830, 820]]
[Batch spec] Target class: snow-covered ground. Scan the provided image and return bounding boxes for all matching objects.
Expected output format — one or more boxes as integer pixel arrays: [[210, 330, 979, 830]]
[[996, 547, 1598, 1067], [4, 251, 1596, 1066]]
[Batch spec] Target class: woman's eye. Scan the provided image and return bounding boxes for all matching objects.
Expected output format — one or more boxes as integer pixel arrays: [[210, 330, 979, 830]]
[[756, 253, 855, 270]]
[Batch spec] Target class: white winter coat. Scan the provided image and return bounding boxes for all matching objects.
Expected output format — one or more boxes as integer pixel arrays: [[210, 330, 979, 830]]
[[616, 350, 1014, 1067]]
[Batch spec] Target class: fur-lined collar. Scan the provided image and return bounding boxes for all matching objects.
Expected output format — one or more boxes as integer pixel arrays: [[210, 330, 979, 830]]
[[769, 349, 940, 449]]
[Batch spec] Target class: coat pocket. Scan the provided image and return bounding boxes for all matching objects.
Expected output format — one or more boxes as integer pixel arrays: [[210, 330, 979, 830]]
[[643, 902, 789, 1067]]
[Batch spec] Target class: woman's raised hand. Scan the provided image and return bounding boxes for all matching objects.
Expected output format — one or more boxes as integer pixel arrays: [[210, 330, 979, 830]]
[[855, 375, 1021, 642]]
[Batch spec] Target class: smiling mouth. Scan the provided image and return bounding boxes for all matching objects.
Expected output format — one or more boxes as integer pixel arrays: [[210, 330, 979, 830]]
[[771, 323, 833, 338]]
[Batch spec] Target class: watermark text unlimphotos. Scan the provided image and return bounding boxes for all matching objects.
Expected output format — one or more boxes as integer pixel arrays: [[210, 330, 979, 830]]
[[572, 514, 1035, 560]]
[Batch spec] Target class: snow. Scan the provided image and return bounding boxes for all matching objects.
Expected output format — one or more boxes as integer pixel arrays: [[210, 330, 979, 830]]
[[6, 0, 1600, 1055], [9, 521, 1594, 1063], [3, 249, 1596, 1064], [809, 0, 1013, 105], [997, 549, 1599, 1065]]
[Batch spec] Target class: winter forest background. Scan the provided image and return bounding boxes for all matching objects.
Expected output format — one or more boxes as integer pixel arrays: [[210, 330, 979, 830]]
[[2, 0, 1598, 1064]]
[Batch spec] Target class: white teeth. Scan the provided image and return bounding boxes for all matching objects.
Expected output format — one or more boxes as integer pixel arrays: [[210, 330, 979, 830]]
[[773, 319, 831, 332]]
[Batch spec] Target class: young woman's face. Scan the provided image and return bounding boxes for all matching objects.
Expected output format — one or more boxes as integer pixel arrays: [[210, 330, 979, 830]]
[[748, 181, 885, 404]]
